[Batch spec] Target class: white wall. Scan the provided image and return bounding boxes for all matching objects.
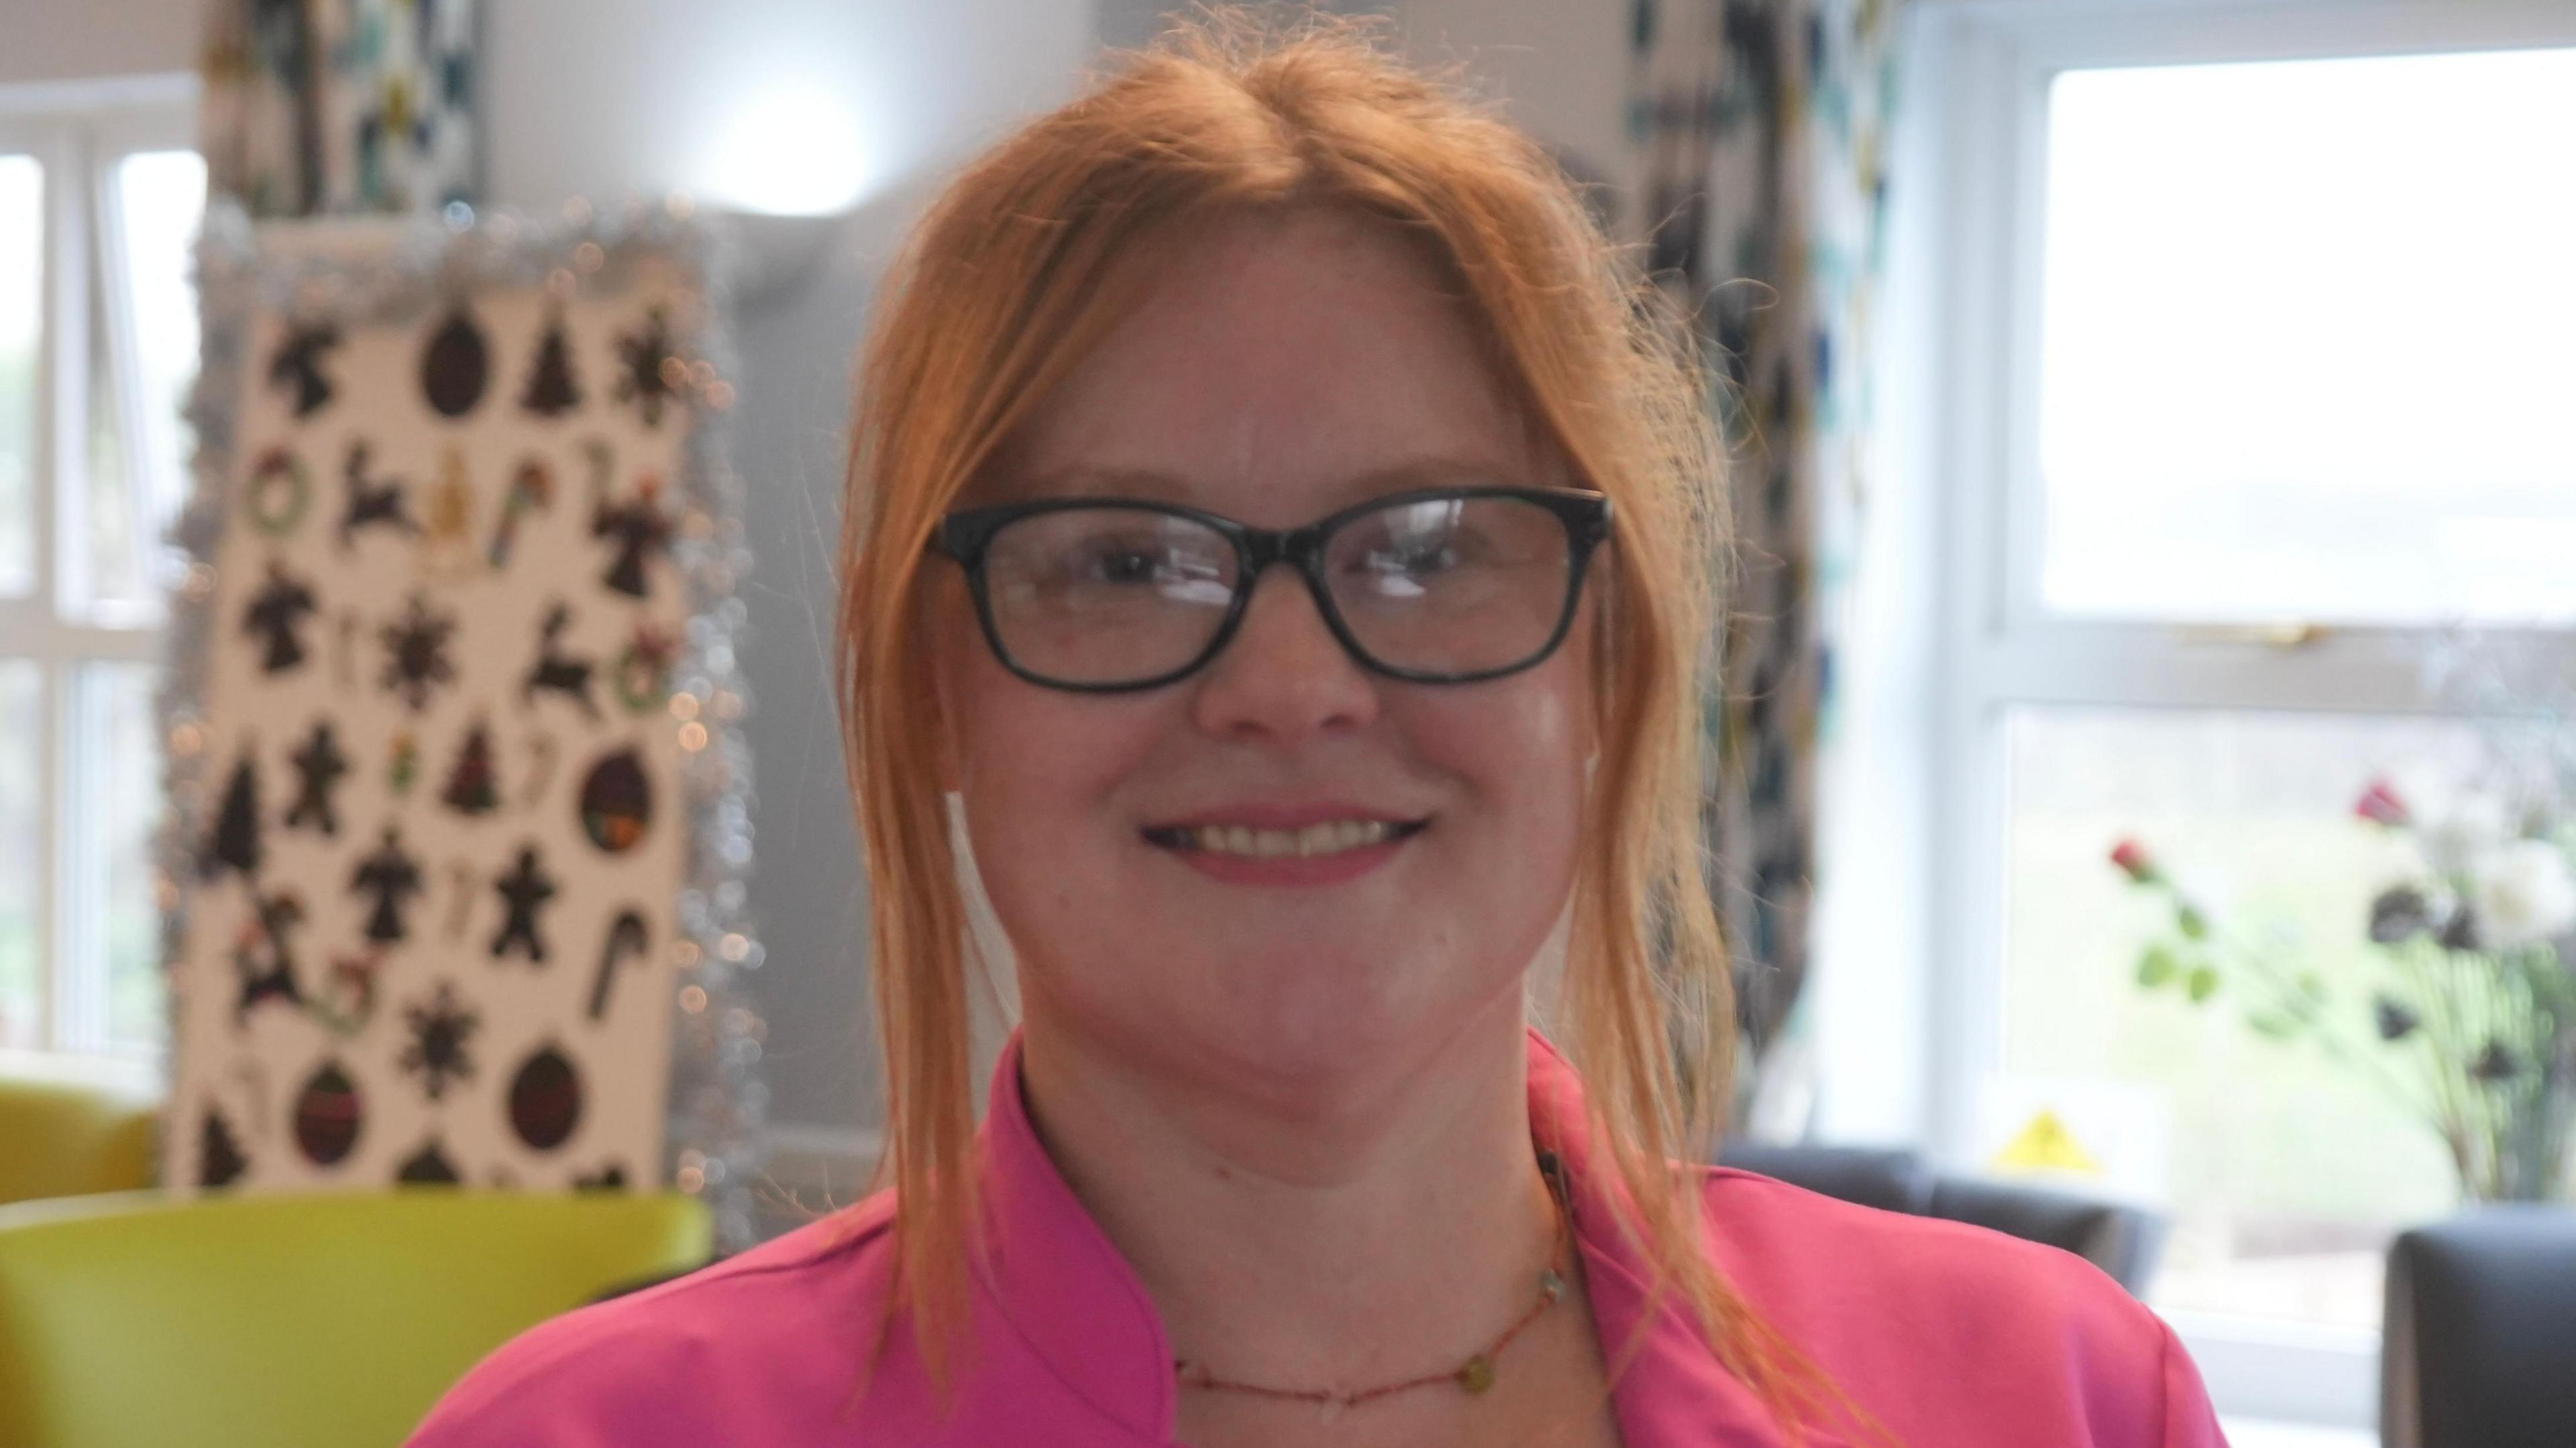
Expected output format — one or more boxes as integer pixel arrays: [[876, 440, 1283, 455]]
[[1392, 0, 1629, 186], [0, 0, 193, 86], [480, 0, 1095, 217]]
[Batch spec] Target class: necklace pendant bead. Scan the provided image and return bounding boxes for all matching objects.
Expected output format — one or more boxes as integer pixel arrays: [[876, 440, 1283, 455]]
[[1539, 1267, 1566, 1302], [1458, 1354, 1495, 1394]]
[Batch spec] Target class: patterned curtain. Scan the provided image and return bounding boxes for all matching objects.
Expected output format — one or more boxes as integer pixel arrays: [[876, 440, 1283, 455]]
[[200, 0, 480, 218], [1624, 0, 1903, 1127]]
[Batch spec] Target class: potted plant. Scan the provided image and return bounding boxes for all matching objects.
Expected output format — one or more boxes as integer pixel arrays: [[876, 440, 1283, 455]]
[[2112, 775, 2576, 1203]]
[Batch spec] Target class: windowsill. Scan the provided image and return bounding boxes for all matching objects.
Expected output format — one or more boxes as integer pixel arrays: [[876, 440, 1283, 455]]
[[2218, 1419, 2374, 1448], [0, 1047, 167, 1099], [2168, 1309, 2379, 1432]]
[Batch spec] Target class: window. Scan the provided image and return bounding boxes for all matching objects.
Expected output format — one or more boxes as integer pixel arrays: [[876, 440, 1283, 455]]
[[2035, 50, 2576, 627], [0, 77, 202, 1066], [1916, 1, 2576, 1430]]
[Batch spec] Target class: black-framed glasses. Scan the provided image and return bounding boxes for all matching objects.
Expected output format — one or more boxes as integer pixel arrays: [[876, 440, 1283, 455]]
[[929, 486, 1613, 692]]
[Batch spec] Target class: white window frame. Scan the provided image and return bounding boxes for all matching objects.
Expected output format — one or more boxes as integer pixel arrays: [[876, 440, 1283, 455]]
[[1912, 0, 2576, 1429], [0, 72, 196, 1091]]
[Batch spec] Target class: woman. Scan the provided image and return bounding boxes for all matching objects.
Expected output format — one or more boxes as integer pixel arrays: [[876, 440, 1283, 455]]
[[413, 14, 2224, 1447]]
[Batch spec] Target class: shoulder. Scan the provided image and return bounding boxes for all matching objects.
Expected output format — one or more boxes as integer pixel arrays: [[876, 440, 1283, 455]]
[[1697, 1164, 2151, 1337], [406, 1192, 898, 1447], [1697, 1167, 2222, 1445]]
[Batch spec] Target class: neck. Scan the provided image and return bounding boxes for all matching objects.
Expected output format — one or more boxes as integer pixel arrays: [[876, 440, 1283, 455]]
[[1014, 984, 1562, 1396]]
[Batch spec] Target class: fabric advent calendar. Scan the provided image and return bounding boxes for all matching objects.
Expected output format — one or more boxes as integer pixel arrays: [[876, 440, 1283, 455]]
[[160, 201, 766, 1242]]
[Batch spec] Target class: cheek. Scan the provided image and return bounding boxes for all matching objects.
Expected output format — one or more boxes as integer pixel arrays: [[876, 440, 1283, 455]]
[[950, 649, 1150, 838], [1407, 659, 1591, 879], [936, 579, 1149, 813], [941, 642, 1190, 997]]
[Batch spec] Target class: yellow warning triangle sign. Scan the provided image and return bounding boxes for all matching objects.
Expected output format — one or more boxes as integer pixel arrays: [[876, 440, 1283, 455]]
[[1992, 1108, 2105, 1176]]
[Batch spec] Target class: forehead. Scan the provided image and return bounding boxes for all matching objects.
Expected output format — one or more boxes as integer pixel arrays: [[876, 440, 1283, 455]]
[[977, 207, 1546, 520]]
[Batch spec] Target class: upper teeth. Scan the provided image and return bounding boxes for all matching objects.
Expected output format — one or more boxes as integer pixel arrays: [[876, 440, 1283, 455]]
[[1188, 820, 1395, 857]]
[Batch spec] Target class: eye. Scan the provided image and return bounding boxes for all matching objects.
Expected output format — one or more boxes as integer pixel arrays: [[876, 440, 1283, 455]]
[[1369, 537, 1458, 574], [1083, 543, 1163, 584], [1061, 533, 1232, 606], [1352, 518, 1485, 579]]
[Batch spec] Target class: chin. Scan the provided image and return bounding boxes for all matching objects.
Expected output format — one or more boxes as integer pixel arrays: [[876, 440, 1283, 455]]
[[1150, 942, 1519, 1114]]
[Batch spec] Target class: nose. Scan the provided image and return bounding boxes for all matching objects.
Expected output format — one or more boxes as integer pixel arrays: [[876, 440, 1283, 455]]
[[1189, 563, 1380, 746]]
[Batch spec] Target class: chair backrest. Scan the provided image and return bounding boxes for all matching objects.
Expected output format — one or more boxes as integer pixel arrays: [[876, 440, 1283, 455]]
[[1715, 1142, 2169, 1295], [1924, 1174, 2169, 1296], [1717, 1143, 1938, 1216], [0, 1188, 712, 1448], [0, 1078, 158, 1205], [2381, 1205, 2576, 1448]]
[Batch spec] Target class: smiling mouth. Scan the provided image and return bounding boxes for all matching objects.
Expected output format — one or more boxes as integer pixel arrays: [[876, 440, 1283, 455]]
[[1140, 818, 1432, 858]]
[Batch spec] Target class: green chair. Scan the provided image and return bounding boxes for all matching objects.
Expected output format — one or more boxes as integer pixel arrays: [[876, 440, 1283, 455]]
[[0, 1077, 159, 1205], [0, 1187, 712, 1448]]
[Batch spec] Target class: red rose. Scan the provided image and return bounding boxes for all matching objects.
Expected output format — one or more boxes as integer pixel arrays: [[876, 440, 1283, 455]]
[[2110, 839, 2159, 883]]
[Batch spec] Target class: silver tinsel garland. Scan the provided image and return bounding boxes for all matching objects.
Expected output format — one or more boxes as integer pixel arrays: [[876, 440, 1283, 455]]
[[160, 194, 769, 1249]]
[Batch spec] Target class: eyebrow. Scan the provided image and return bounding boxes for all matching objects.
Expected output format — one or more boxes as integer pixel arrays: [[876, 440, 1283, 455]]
[[1012, 455, 1537, 510]]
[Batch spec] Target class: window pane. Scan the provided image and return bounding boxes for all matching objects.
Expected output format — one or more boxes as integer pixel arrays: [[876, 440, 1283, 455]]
[[0, 156, 38, 598], [2002, 707, 2507, 1331], [0, 662, 42, 1049], [80, 150, 206, 614], [84, 266, 137, 606], [2037, 50, 2576, 624], [114, 151, 204, 552], [76, 663, 164, 1050]]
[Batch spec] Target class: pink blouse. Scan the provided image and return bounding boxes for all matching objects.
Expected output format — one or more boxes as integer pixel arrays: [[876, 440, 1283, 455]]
[[409, 1029, 2227, 1445]]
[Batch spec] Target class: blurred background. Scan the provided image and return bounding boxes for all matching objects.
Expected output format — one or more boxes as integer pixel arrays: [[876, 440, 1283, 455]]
[[3, 2, 2572, 1445]]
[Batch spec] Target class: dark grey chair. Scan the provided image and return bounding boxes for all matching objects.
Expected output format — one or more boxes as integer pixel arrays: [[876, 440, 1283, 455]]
[[1718, 1144, 1935, 1217], [2381, 1206, 2576, 1448], [1715, 1142, 2169, 1296]]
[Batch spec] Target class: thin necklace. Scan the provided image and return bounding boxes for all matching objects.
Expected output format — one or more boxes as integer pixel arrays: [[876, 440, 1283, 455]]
[[1173, 1150, 1576, 1423]]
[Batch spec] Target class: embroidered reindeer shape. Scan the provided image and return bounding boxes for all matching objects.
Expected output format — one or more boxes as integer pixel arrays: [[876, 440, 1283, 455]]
[[521, 602, 600, 721], [338, 441, 417, 551]]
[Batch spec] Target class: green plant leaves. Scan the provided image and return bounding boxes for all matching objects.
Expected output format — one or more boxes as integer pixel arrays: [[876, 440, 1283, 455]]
[[2247, 1009, 2299, 1040]]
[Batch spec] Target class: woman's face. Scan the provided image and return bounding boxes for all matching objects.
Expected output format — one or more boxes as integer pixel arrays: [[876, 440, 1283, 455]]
[[934, 207, 1595, 1113]]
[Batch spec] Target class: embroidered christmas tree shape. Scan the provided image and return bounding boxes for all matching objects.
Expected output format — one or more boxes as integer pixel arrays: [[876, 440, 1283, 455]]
[[441, 721, 502, 815], [203, 751, 263, 880], [522, 308, 583, 416]]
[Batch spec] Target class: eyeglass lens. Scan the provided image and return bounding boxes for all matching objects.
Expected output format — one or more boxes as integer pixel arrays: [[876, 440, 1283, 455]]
[[977, 495, 1577, 686]]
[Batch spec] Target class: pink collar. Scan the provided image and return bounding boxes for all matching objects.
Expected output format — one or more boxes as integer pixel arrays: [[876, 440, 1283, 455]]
[[967, 1026, 1843, 1447]]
